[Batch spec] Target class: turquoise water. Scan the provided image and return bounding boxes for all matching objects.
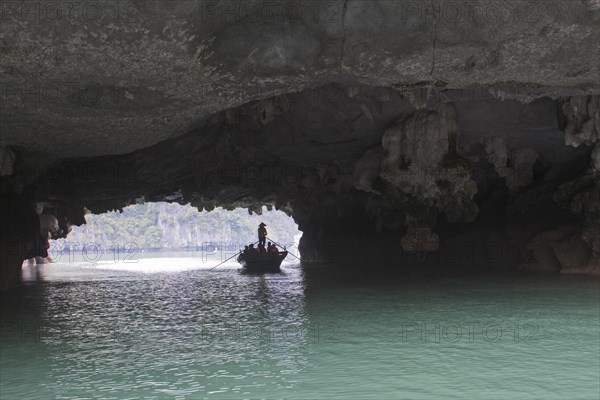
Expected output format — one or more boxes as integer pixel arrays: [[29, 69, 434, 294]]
[[1, 257, 599, 399]]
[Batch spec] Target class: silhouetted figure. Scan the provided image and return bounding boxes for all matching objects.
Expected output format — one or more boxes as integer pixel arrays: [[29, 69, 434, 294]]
[[258, 223, 267, 247], [268, 242, 277, 253], [243, 245, 249, 254], [249, 243, 256, 253]]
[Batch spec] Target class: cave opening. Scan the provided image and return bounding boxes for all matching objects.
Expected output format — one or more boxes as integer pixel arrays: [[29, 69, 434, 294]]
[[28, 203, 302, 274]]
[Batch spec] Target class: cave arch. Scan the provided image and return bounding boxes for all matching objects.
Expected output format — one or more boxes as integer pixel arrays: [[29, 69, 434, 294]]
[[1, 84, 599, 289]]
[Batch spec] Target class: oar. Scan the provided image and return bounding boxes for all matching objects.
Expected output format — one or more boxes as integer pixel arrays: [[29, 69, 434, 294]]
[[266, 236, 303, 262], [208, 241, 259, 270]]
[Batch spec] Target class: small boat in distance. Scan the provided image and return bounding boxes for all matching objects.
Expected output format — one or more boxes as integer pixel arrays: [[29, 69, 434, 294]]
[[237, 251, 288, 272]]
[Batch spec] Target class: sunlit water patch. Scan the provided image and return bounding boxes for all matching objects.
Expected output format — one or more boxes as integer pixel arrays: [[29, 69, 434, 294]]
[[22, 251, 301, 282]]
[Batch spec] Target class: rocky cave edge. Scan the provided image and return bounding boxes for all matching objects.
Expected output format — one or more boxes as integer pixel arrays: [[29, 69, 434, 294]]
[[1, 1, 599, 289]]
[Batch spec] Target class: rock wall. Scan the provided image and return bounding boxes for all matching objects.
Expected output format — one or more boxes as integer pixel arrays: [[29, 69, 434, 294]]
[[524, 95, 600, 274], [1, 0, 599, 160], [558, 96, 600, 147], [0, 192, 40, 290], [379, 103, 477, 228], [1, 1, 600, 289], [1, 85, 600, 288]]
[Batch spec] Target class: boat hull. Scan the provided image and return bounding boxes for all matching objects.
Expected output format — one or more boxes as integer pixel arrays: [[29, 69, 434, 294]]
[[237, 251, 288, 272]]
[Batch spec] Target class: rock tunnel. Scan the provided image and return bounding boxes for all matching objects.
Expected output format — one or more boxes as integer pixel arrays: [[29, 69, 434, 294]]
[[1, 0, 599, 289]]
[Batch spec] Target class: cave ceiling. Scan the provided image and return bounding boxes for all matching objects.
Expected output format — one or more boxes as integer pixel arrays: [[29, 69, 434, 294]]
[[1, 0, 598, 159]]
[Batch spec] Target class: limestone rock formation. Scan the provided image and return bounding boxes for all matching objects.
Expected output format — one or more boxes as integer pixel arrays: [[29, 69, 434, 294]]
[[1, 1, 599, 161], [0, 192, 40, 289], [526, 227, 574, 272], [379, 103, 478, 227], [400, 228, 440, 254], [0, 0, 599, 288], [483, 137, 539, 191], [553, 234, 593, 271], [0, 83, 596, 286], [558, 96, 600, 147], [352, 148, 383, 194], [526, 132, 600, 274], [593, 142, 600, 172], [582, 223, 600, 262], [524, 224, 596, 274]]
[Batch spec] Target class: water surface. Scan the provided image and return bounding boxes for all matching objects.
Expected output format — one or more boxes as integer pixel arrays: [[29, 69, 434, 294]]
[[1, 256, 599, 399]]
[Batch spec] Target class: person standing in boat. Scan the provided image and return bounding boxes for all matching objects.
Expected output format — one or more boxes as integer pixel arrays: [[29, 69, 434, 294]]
[[258, 222, 267, 248]]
